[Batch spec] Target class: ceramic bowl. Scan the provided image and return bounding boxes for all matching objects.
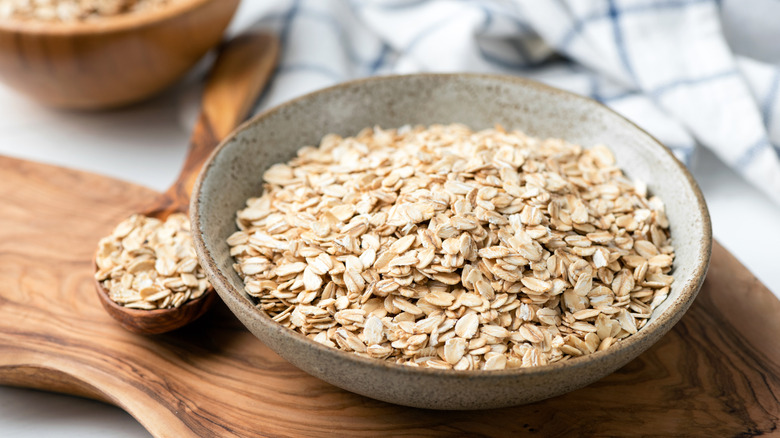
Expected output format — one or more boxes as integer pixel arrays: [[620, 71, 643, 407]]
[[191, 74, 711, 410], [0, 0, 239, 109]]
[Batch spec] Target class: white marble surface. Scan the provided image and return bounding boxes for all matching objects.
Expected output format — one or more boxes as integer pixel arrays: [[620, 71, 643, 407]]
[[1, 2, 780, 433]]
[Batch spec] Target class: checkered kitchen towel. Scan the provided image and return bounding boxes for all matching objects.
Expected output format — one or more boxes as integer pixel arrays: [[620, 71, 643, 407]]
[[213, 0, 780, 204]]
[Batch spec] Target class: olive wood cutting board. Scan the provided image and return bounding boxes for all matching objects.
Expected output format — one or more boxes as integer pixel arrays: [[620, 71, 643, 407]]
[[0, 155, 778, 437]]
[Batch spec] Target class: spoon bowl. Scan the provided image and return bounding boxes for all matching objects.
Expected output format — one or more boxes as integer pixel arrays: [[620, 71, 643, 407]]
[[94, 31, 279, 334], [94, 272, 217, 334]]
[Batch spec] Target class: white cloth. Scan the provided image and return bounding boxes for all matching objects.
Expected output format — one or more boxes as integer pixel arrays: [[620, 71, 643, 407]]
[[214, 0, 780, 204]]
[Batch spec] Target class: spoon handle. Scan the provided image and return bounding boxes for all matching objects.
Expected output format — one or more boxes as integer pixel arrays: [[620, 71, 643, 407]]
[[153, 31, 280, 216]]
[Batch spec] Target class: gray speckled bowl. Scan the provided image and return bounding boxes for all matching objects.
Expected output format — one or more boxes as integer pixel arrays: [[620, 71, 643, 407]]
[[191, 74, 711, 410]]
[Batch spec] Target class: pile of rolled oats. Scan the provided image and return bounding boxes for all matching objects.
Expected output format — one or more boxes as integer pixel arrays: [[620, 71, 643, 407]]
[[228, 124, 675, 370], [0, 0, 180, 22], [95, 213, 210, 310]]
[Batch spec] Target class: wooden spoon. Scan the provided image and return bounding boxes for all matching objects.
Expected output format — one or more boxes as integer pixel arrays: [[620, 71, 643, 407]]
[[94, 31, 279, 335]]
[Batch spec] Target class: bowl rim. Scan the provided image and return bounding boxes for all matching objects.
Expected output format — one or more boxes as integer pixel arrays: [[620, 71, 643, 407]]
[[0, 0, 231, 35], [191, 72, 712, 379]]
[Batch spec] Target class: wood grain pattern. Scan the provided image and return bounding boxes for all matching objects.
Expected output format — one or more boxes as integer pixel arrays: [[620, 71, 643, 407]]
[[0, 155, 778, 437], [0, 0, 239, 109]]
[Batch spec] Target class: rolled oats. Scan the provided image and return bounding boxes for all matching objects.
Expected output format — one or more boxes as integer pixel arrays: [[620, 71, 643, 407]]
[[95, 213, 211, 310], [0, 0, 181, 22], [228, 124, 675, 370]]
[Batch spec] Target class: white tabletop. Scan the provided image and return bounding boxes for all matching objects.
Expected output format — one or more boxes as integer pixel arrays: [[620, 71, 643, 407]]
[[1, 12, 779, 436]]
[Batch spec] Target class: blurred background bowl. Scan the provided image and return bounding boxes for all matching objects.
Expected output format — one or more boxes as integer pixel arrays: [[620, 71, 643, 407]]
[[192, 74, 712, 410], [0, 0, 239, 110]]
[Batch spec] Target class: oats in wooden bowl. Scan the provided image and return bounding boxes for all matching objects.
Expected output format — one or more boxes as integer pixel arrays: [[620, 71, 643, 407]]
[[0, 0, 238, 109], [95, 213, 210, 310]]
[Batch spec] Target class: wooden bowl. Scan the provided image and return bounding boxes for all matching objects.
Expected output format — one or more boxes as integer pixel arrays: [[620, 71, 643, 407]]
[[0, 0, 239, 109], [191, 74, 712, 410]]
